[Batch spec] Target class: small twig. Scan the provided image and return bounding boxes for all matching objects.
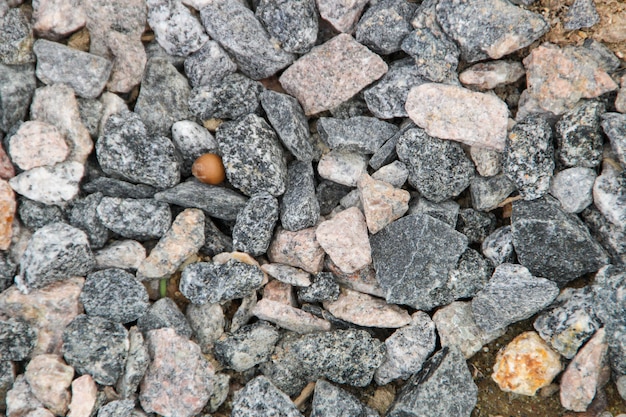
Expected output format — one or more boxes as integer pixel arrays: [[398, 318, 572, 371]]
[[497, 195, 523, 208], [293, 381, 316, 409]]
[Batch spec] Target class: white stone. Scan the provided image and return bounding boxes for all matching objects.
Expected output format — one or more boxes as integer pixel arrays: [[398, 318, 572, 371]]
[[317, 150, 368, 187], [371, 161, 408, 188], [550, 167, 596, 213], [9, 162, 84, 205], [94, 239, 146, 271]]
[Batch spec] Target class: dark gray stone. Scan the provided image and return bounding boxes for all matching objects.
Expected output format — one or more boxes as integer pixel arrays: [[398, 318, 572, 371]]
[[363, 60, 428, 119], [97, 197, 172, 241], [77, 98, 103, 139], [183, 40, 237, 88], [297, 272, 340, 303], [154, 179, 248, 221], [511, 196, 609, 285], [69, 192, 110, 249], [232, 192, 279, 256], [0, 318, 36, 361], [180, 260, 265, 304], [83, 178, 157, 200], [200, 0, 294, 80], [134, 57, 191, 137], [116, 327, 149, 400], [601, 112, 626, 168], [563, 0, 599, 30], [317, 116, 398, 154], [471, 263, 559, 333], [503, 115, 555, 200], [581, 207, 626, 266], [435, 0, 549, 63], [17, 222, 95, 292], [280, 161, 319, 232], [0, 63, 35, 132], [481, 226, 516, 266], [578, 38, 621, 72], [137, 297, 192, 339], [33, 39, 112, 99], [96, 110, 180, 189], [310, 380, 378, 417], [386, 347, 477, 417], [214, 321, 280, 372], [408, 196, 460, 228], [355, 0, 416, 55], [62, 314, 129, 386], [256, 0, 318, 54], [231, 375, 303, 417], [80, 268, 150, 324], [401, 27, 459, 83], [396, 127, 474, 203], [200, 216, 233, 256], [556, 101, 605, 168], [216, 114, 287, 197], [330, 94, 370, 119], [146, 0, 208, 57], [316, 180, 351, 216], [18, 197, 66, 229], [260, 90, 317, 162], [0, 8, 34, 65], [370, 213, 468, 310], [470, 174, 516, 212], [97, 399, 134, 417], [185, 302, 224, 354], [188, 73, 264, 120], [446, 248, 493, 301], [456, 208, 497, 244], [534, 286, 601, 359], [606, 323, 626, 379], [171, 120, 218, 177], [0, 361, 14, 413], [0, 252, 16, 293]]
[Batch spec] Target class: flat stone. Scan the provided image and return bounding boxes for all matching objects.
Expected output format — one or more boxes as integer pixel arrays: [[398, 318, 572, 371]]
[[183, 40, 236, 88], [25, 354, 73, 416], [216, 114, 287, 197], [459, 60, 525, 90], [318, 116, 397, 154], [171, 120, 218, 177], [317, 150, 368, 187], [386, 347, 478, 417], [563, 0, 600, 30], [280, 161, 319, 232], [0, 179, 15, 250], [116, 326, 149, 400], [279, 34, 388, 115], [9, 161, 83, 205], [93, 240, 146, 271], [188, 73, 263, 120], [68, 192, 109, 249], [200, 0, 294, 80], [355, 0, 416, 55], [317, 0, 368, 32], [0, 8, 34, 65], [140, 328, 214, 417], [96, 197, 172, 241], [82, 177, 156, 199], [146, 0, 207, 57], [396, 127, 474, 203], [0, 63, 36, 133], [371, 161, 408, 188], [470, 174, 516, 212], [471, 263, 559, 333], [137, 297, 192, 339], [268, 227, 325, 274], [232, 192, 279, 256], [503, 115, 555, 200], [256, 0, 318, 54], [137, 208, 205, 280], [67, 375, 97, 417], [492, 331, 562, 396], [31, 0, 85, 40], [593, 163, 626, 228], [511, 196, 610, 285], [185, 303, 224, 353], [253, 298, 330, 333], [214, 321, 280, 372], [481, 226, 516, 266], [550, 167, 596, 213], [62, 314, 129, 385], [470, 146, 502, 177], [231, 375, 303, 417], [0, 317, 36, 361], [311, 380, 377, 417], [8, 121, 68, 170], [602, 112, 626, 168], [261, 264, 311, 287], [435, 0, 549, 62], [323, 288, 410, 328], [556, 100, 605, 168]]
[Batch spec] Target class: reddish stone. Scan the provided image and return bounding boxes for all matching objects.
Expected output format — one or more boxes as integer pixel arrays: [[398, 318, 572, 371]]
[[323, 288, 411, 328], [0, 143, 15, 180], [25, 354, 73, 416], [0, 179, 16, 250], [268, 227, 325, 274], [263, 280, 296, 306]]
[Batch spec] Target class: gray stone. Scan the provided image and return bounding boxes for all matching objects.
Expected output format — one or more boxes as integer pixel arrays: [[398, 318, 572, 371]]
[[214, 321, 280, 372], [601, 112, 626, 168], [154, 180, 248, 221], [144, 39, 185, 67], [534, 286, 602, 359], [134, 58, 191, 137], [206, 372, 230, 413], [216, 114, 287, 196], [316, 180, 352, 216], [503, 115, 555, 200], [471, 263, 559, 333], [33, 40, 112, 99], [180, 259, 265, 304], [0, 361, 15, 413], [185, 302, 224, 353], [280, 161, 319, 232], [578, 38, 621, 73], [62, 314, 129, 386], [256, 0, 318, 54], [171, 120, 217, 177], [370, 213, 468, 310], [470, 174, 516, 212], [69, 192, 109, 249], [6, 374, 43, 417], [232, 192, 279, 256], [408, 196, 460, 227], [456, 208, 497, 244], [386, 347, 478, 417], [481, 226, 516, 266], [97, 400, 134, 417], [401, 27, 459, 83], [297, 272, 340, 303], [446, 248, 493, 300], [188, 73, 263, 120], [563, 0, 600, 30], [435, 0, 549, 63], [146, 0, 208, 57], [9, 161, 84, 205], [97, 197, 172, 241], [80, 268, 149, 324], [0, 318, 36, 361], [582, 207, 626, 266], [82, 177, 157, 199], [116, 326, 149, 400], [200, 216, 233, 256], [0, 251, 16, 293], [231, 375, 303, 417], [310, 380, 378, 417], [96, 110, 180, 189], [396, 127, 474, 203], [16, 222, 95, 292], [371, 161, 408, 188], [511, 196, 609, 285], [556, 101, 605, 168], [17, 198, 65, 230], [355, 0, 416, 55], [137, 297, 192, 339], [470, 146, 502, 177], [318, 116, 398, 154], [261, 90, 317, 162], [0, 63, 36, 132], [183, 40, 236, 88], [593, 163, 626, 228], [0, 8, 34, 65], [77, 98, 103, 139], [593, 265, 626, 329], [317, 150, 368, 187], [200, 0, 294, 80], [549, 167, 596, 213]]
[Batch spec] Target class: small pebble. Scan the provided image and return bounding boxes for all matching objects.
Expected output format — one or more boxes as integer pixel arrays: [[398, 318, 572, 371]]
[[68, 192, 109, 250], [96, 197, 171, 241], [563, 0, 600, 30], [8, 121, 68, 170], [593, 163, 626, 228], [0, 317, 36, 361], [470, 174, 516, 212], [470, 146, 503, 177], [358, 173, 410, 234], [232, 192, 279, 256], [31, 0, 85, 41], [456, 208, 497, 244], [318, 116, 398, 154], [281, 161, 320, 232], [268, 227, 325, 274], [0, 63, 36, 134], [459, 60, 525, 90], [97, 400, 134, 417], [401, 27, 459, 83], [261, 264, 311, 287], [82, 177, 156, 200], [252, 298, 331, 333], [255, 0, 318, 54], [298, 272, 339, 303], [9, 161, 84, 205], [0, 8, 35, 65], [324, 288, 410, 328], [550, 167, 596, 213], [214, 321, 280, 372], [183, 40, 236, 88], [317, 150, 369, 187], [186, 302, 224, 353], [116, 326, 149, 400], [556, 100, 605, 168], [67, 374, 97, 417], [0, 179, 15, 250], [316, 0, 368, 33], [25, 354, 73, 416], [371, 161, 408, 188], [408, 196, 460, 227], [188, 73, 263, 120], [137, 297, 192, 339], [481, 226, 516, 266], [93, 240, 146, 271], [601, 112, 626, 168]]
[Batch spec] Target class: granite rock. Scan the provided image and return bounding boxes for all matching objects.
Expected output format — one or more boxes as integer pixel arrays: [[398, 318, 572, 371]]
[[185, 302, 224, 353], [318, 116, 397, 154], [316, 0, 368, 33], [470, 174, 516, 212], [8, 121, 68, 170], [371, 161, 408, 188], [0, 361, 14, 412], [214, 321, 280, 372], [407, 196, 460, 227], [97, 400, 134, 417], [146, 0, 208, 57], [0, 318, 36, 361], [401, 27, 459, 83], [252, 298, 331, 334], [82, 177, 156, 199], [316, 180, 351, 216], [256, 0, 318, 54], [0, 8, 34, 65], [556, 100, 605, 168], [116, 326, 149, 400], [268, 227, 325, 274], [581, 207, 626, 266], [136, 297, 192, 339], [188, 73, 263, 120], [593, 163, 626, 228], [67, 374, 97, 417], [232, 192, 279, 256], [296, 273, 339, 303], [280, 161, 319, 232], [563, 0, 600, 30], [470, 145, 503, 177], [358, 173, 409, 234], [171, 120, 218, 177], [456, 209, 497, 245], [0, 63, 36, 133], [550, 167, 596, 213], [481, 226, 516, 266], [93, 240, 146, 271], [9, 161, 84, 205], [96, 197, 172, 241], [459, 60, 525, 90], [317, 150, 369, 187], [183, 40, 236, 88], [77, 97, 103, 139], [355, 0, 416, 55], [323, 287, 411, 328], [31, 0, 85, 41], [601, 112, 626, 167], [310, 380, 377, 417], [231, 375, 303, 417], [6, 374, 43, 417], [69, 192, 109, 249], [25, 354, 73, 416], [0, 251, 16, 293]]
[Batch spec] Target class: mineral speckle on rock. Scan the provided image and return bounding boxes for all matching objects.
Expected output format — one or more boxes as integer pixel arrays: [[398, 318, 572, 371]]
[[280, 161, 319, 232], [355, 0, 416, 55], [146, 0, 208, 57], [183, 40, 236, 88], [214, 321, 280, 372], [231, 375, 303, 417], [0, 63, 36, 133], [96, 197, 171, 241], [137, 297, 192, 339], [310, 380, 377, 417], [188, 73, 263, 121], [550, 167, 596, 213], [556, 100, 605, 168], [9, 161, 84, 205], [256, 0, 318, 55]]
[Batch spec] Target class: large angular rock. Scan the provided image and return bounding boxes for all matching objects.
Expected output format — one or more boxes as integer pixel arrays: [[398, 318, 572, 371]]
[[31, 0, 85, 41], [96, 197, 172, 241], [25, 354, 73, 416], [355, 0, 416, 55]]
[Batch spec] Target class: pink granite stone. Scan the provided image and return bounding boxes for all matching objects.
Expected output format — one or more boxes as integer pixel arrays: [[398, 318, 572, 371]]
[[358, 173, 409, 234], [323, 288, 411, 328], [263, 280, 297, 306], [67, 375, 97, 417], [25, 354, 73, 416], [0, 143, 16, 180], [459, 60, 525, 91], [316, 0, 369, 33], [316, 207, 371, 274], [0, 179, 16, 250], [268, 227, 325, 274], [405, 83, 509, 151], [261, 263, 312, 287], [252, 298, 331, 333], [279, 34, 388, 115], [6, 375, 44, 417], [9, 121, 69, 170], [317, 150, 369, 187], [32, 0, 86, 40]]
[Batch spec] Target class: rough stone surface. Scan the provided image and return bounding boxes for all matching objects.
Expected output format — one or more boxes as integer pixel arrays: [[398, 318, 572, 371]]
[[261, 264, 311, 288], [93, 240, 146, 271], [25, 354, 73, 416], [355, 0, 415, 55], [563, 0, 600, 30], [0, 63, 36, 133], [183, 40, 236, 88], [397, 127, 474, 203], [96, 400, 134, 417], [316, 0, 368, 33], [472, 263, 559, 333], [67, 374, 97, 417], [386, 347, 478, 417], [459, 60, 525, 90], [298, 272, 339, 303], [146, 0, 208, 57], [231, 375, 302, 417], [318, 116, 397, 155], [491, 331, 562, 396], [556, 100, 605, 168], [0, 317, 36, 361], [481, 225, 516, 266], [116, 326, 149, 400], [317, 150, 369, 187], [214, 321, 280, 372], [62, 314, 129, 385], [582, 207, 626, 266], [401, 26, 459, 83], [356, 173, 409, 234], [0, 8, 34, 65], [232, 192, 279, 256], [256, 0, 318, 54], [316, 180, 351, 216], [408, 196, 460, 227], [323, 288, 410, 328], [602, 112, 626, 168], [279, 34, 388, 115], [550, 167, 596, 213], [456, 209, 497, 244], [31, 0, 85, 41], [188, 73, 263, 121], [0, 179, 15, 251], [171, 120, 218, 177], [470, 174, 516, 212], [593, 163, 626, 228], [371, 161, 408, 188], [17, 198, 64, 230], [280, 161, 319, 232], [5, 374, 43, 417], [511, 196, 609, 285], [9, 161, 84, 205], [310, 380, 377, 417], [136, 297, 192, 339], [186, 302, 224, 354], [97, 197, 172, 241], [470, 146, 502, 177], [82, 177, 156, 200], [268, 227, 325, 274], [140, 328, 214, 417], [252, 299, 331, 334], [8, 121, 68, 170], [68, 192, 109, 250], [200, 0, 293, 80]]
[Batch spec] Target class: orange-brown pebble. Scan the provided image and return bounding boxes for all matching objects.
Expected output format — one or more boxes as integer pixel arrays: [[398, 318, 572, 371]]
[[192, 153, 225, 185]]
